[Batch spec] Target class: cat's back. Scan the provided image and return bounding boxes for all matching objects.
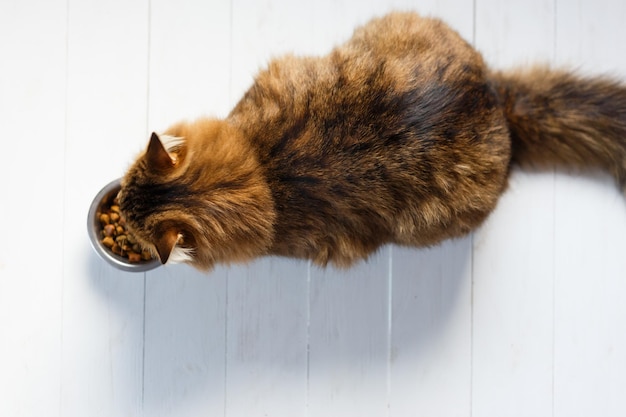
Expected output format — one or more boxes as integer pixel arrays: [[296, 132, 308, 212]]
[[230, 12, 490, 152], [344, 12, 478, 67], [227, 12, 511, 264]]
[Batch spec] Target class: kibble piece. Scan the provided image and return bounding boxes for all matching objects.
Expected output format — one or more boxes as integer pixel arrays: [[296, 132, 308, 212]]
[[102, 236, 115, 248], [111, 244, 123, 256], [99, 213, 110, 225], [103, 224, 116, 237], [127, 252, 142, 263]]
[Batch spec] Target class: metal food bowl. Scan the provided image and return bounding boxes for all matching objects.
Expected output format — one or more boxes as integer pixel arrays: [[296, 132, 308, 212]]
[[87, 178, 160, 272]]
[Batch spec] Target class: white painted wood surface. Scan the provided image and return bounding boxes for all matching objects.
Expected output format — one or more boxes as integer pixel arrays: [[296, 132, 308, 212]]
[[1, 0, 625, 416]]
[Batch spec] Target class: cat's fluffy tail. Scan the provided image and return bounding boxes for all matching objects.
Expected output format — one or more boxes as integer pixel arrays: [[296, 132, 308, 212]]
[[491, 67, 626, 190]]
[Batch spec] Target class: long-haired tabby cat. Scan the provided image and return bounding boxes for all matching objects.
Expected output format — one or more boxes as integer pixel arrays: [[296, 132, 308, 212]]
[[118, 12, 626, 270]]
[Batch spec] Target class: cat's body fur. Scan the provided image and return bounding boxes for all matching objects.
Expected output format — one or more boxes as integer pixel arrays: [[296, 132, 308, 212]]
[[118, 12, 626, 270]]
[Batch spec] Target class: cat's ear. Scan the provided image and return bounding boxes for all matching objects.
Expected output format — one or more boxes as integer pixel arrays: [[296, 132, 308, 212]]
[[146, 132, 175, 173], [153, 228, 179, 264]]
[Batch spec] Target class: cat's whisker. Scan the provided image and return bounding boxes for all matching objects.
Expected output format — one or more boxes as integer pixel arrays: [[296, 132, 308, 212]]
[[166, 233, 195, 264], [167, 246, 194, 264]]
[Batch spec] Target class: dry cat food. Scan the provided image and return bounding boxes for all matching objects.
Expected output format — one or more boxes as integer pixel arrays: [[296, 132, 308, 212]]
[[98, 197, 154, 263]]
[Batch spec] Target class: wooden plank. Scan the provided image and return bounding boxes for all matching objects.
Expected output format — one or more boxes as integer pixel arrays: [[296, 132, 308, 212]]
[[224, 259, 308, 416], [553, 177, 626, 417], [308, 250, 390, 417], [226, 2, 311, 415], [390, 240, 472, 417], [143, 265, 228, 417], [553, 2, 626, 416], [0, 1, 66, 416], [386, 5, 474, 417], [61, 1, 149, 416], [472, 1, 556, 416], [141, 1, 230, 416], [147, 0, 232, 126], [247, 4, 391, 415], [229, 0, 317, 103], [471, 175, 556, 417], [475, 0, 556, 68]]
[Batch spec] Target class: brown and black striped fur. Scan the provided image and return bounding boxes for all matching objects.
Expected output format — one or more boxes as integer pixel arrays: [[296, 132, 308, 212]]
[[118, 12, 626, 270]]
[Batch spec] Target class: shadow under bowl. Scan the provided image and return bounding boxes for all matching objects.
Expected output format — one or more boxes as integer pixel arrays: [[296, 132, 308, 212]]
[[87, 178, 160, 272]]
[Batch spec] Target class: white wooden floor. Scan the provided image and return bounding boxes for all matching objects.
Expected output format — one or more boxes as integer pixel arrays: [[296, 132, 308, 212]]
[[1, 0, 626, 416]]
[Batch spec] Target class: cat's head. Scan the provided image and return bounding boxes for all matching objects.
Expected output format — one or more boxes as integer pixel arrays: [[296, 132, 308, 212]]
[[117, 119, 276, 270]]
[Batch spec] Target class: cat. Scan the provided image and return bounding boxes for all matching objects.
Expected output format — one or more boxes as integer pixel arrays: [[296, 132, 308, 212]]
[[117, 12, 626, 270]]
